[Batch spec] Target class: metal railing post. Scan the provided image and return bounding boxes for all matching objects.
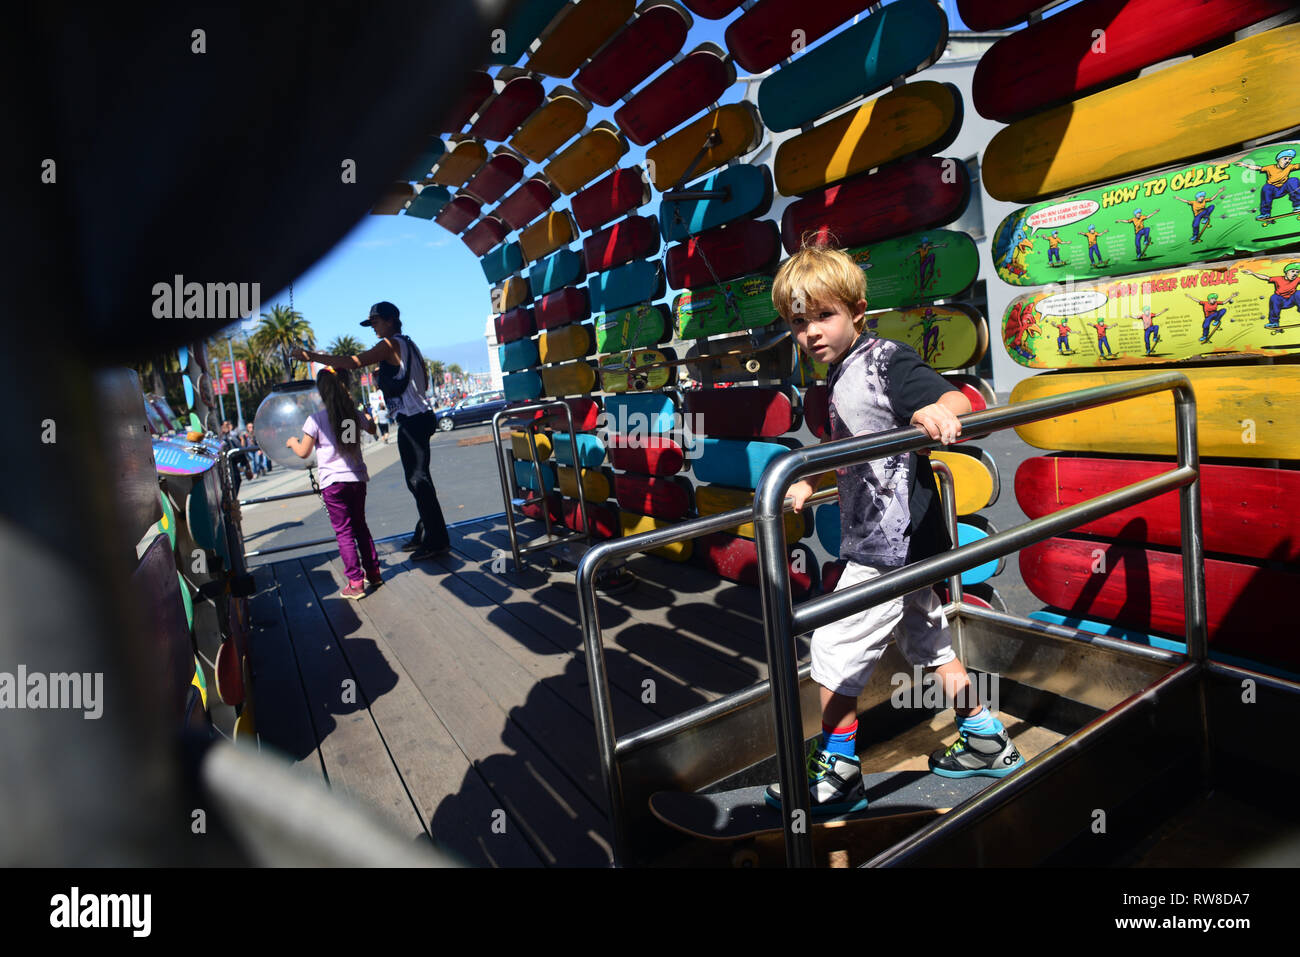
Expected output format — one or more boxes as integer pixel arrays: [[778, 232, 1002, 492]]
[[1175, 383, 1208, 660]]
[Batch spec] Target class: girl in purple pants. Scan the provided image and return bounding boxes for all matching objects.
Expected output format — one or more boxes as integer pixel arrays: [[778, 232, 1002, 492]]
[[286, 368, 382, 600]]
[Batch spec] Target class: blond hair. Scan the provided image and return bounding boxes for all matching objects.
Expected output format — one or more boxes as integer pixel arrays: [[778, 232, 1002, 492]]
[[771, 240, 867, 329]]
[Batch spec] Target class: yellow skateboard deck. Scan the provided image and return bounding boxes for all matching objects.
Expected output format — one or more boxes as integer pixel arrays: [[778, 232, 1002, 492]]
[[695, 484, 807, 542], [983, 23, 1300, 203], [773, 81, 960, 197], [542, 360, 597, 397], [558, 465, 612, 502], [539, 323, 594, 365], [511, 90, 590, 164], [930, 450, 995, 516], [511, 431, 553, 462], [646, 103, 764, 191], [526, 0, 635, 78], [544, 122, 629, 194], [1009, 365, 1300, 459], [619, 512, 693, 561], [431, 138, 488, 187], [519, 210, 578, 264], [600, 348, 675, 393], [491, 276, 532, 315]]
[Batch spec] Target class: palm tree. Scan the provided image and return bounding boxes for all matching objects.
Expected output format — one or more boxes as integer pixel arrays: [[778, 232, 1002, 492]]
[[447, 363, 463, 383], [253, 304, 315, 381], [327, 335, 366, 359], [427, 359, 445, 388]]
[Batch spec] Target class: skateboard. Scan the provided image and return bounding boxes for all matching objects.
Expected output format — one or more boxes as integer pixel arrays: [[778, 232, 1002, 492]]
[[215, 633, 244, 707], [431, 138, 488, 187], [434, 194, 481, 234], [521, 492, 564, 526], [494, 305, 535, 344], [490, 275, 532, 315], [151, 437, 220, 477], [595, 302, 672, 353], [1000, 255, 1300, 369], [510, 90, 590, 163], [842, 229, 980, 309], [646, 103, 764, 191], [480, 238, 522, 284], [541, 361, 597, 398], [692, 437, 795, 490], [529, 248, 585, 298], [589, 260, 665, 314], [931, 448, 997, 516], [552, 431, 606, 469], [1008, 365, 1300, 459], [537, 286, 591, 330], [956, 0, 1069, 30], [583, 215, 661, 274], [1020, 536, 1299, 666], [531, 396, 603, 432], [619, 511, 694, 561], [600, 347, 677, 394], [686, 335, 797, 384], [461, 151, 526, 206], [156, 487, 177, 549], [1015, 456, 1300, 563], [558, 466, 613, 503], [503, 369, 543, 403], [983, 23, 1300, 204], [499, 337, 539, 373], [561, 499, 621, 540], [519, 210, 578, 264], [544, 122, 629, 195], [526, 0, 634, 78], [835, 304, 989, 373], [486, 0, 569, 66], [667, 218, 781, 290], [727, 0, 880, 73], [513, 458, 558, 495], [673, 273, 780, 338], [682, 386, 795, 438], [572, 166, 653, 232], [698, 534, 817, 597], [992, 144, 1300, 288], [659, 163, 774, 243], [462, 217, 508, 257], [696, 484, 807, 542], [603, 392, 678, 435], [136, 534, 198, 724], [510, 430, 553, 463], [574, 4, 691, 108], [781, 155, 971, 254], [538, 322, 594, 365], [615, 44, 735, 147], [758, 0, 948, 133], [774, 81, 962, 197], [614, 473, 692, 521], [944, 373, 997, 413], [974, 0, 1293, 123], [494, 177, 557, 232], [441, 70, 493, 134], [608, 434, 685, 475], [403, 184, 450, 220], [402, 136, 446, 181]]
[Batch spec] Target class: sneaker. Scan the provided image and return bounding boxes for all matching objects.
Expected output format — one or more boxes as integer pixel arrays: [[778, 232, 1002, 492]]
[[929, 728, 1024, 778], [410, 544, 451, 561], [399, 537, 422, 551], [340, 581, 366, 601], [764, 746, 869, 816], [365, 572, 384, 588]]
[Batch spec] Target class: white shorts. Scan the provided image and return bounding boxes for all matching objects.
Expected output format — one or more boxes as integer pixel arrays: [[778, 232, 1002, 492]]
[[810, 561, 955, 697]]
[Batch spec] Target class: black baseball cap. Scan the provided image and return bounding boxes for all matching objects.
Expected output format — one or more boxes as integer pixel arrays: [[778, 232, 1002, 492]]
[[362, 301, 399, 326]]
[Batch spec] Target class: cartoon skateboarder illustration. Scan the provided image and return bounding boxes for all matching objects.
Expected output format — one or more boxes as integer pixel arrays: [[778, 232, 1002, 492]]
[[1184, 290, 1238, 343], [915, 307, 950, 365], [1128, 306, 1168, 355], [1047, 318, 1076, 355], [1086, 316, 1118, 358], [1116, 208, 1160, 259], [1174, 187, 1225, 243], [1236, 148, 1300, 224], [1005, 301, 1042, 362], [1007, 234, 1035, 277], [1078, 225, 1109, 267], [1239, 262, 1300, 331], [904, 236, 948, 292], [1044, 231, 1072, 267]]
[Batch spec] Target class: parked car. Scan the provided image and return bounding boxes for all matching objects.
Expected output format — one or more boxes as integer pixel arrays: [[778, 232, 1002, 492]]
[[434, 390, 508, 432]]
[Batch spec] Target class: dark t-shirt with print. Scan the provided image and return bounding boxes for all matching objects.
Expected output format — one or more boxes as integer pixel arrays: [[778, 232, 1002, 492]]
[[827, 334, 955, 567]]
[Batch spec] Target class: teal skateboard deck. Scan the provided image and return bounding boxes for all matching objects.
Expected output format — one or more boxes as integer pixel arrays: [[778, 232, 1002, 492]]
[[673, 273, 780, 339], [846, 229, 979, 309], [552, 432, 607, 470], [659, 164, 774, 243], [529, 248, 585, 297], [404, 184, 451, 220], [691, 437, 794, 490], [499, 338, 540, 373], [589, 260, 664, 314], [603, 393, 678, 435], [503, 369, 543, 403], [595, 302, 671, 353], [513, 458, 558, 494]]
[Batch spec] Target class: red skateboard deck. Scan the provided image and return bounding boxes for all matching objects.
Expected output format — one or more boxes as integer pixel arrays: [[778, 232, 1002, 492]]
[[434, 194, 481, 234], [614, 473, 692, 521], [494, 177, 557, 232], [441, 70, 494, 133], [572, 166, 652, 232], [530, 397, 603, 433], [470, 74, 545, 142], [462, 152, 526, 206], [537, 286, 591, 330], [943, 373, 997, 413], [614, 44, 735, 147], [1020, 536, 1298, 664], [726, 0, 876, 74], [1016, 457, 1300, 564], [583, 215, 661, 273], [666, 218, 781, 290], [698, 533, 816, 599], [494, 306, 536, 345], [462, 216, 508, 257], [521, 493, 564, 526], [215, 636, 244, 707], [956, 0, 1068, 31], [526, 0, 635, 78], [562, 499, 621, 540], [682, 387, 795, 438], [574, 4, 692, 108], [802, 384, 830, 439], [973, 0, 1294, 123], [781, 156, 971, 254], [608, 434, 685, 475]]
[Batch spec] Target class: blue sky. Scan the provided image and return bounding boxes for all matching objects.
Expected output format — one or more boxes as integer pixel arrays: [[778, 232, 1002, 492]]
[[260, 0, 1070, 371]]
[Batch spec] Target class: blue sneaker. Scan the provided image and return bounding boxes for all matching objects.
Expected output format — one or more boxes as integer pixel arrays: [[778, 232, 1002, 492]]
[[765, 746, 869, 816], [930, 728, 1024, 778]]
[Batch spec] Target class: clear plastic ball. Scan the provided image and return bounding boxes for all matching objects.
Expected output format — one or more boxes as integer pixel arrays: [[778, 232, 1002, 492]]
[[253, 381, 322, 470]]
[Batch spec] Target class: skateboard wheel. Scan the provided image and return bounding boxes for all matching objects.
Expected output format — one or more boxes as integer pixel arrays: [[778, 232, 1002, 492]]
[[731, 847, 759, 868], [631, 376, 648, 391], [744, 358, 761, 373]]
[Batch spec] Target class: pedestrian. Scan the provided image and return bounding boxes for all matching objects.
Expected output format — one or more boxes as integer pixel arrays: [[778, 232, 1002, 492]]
[[373, 397, 392, 444]]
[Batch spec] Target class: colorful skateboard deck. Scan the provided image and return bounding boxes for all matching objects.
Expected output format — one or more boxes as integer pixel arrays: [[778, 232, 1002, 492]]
[[660, 163, 774, 243], [151, 438, 220, 477], [857, 304, 989, 372], [541, 361, 596, 398], [619, 512, 693, 561], [552, 432, 606, 469], [486, 0, 570, 66], [614, 473, 692, 520], [462, 152, 526, 206], [510, 91, 590, 164], [532, 397, 603, 433], [595, 303, 672, 353], [667, 218, 781, 290], [441, 70, 493, 133], [692, 437, 794, 490], [844, 229, 979, 309], [574, 4, 691, 108], [726, 0, 877, 74], [931, 449, 996, 516], [1001, 256, 1300, 369], [608, 434, 685, 475], [526, 0, 634, 78], [491, 276, 532, 315], [682, 387, 795, 438], [431, 139, 488, 187], [944, 373, 997, 412], [481, 241, 523, 284], [530, 248, 586, 298], [544, 123, 629, 195], [495, 305, 535, 344], [156, 488, 177, 548], [513, 459, 557, 494], [973, 0, 1294, 123], [646, 103, 764, 191], [983, 24, 1300, 203], [673, 273, 780, 338], [697, 534, 816, 597], [136, 534, 197, 723], [615, 44, 735, 147], [573, 166, 653, 232], [537, 286, 591, 330], [757, 0, 948, 133], [1016, 456, 1300, 563], [956, 0, 1068, 31], [500, 337, 540, 373], [993, 145, 1300, 287], [603, 392, 678, 435], [503, 369, 544, 403], [462, 217, 508, 257], [1009, 365, 1300, 459], [510, 430, 553, 463], [538, 322, 594, 365], [589, 260, 665, 314], [434, 195, 481, 234], [774, 81, 962, 197], [519, 211, 578, 264], [404, 184, 451, 220], [696, 484, 806, 542], [781, 155, 971, 254], [600, 347, 677, 394], [558, 466, 612, 503], [583, 216, 661, 274], [494, 177, 557, 231], [562, 499, 621, 540]]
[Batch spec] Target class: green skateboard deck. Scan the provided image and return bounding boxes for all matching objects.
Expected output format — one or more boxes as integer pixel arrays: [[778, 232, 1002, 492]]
[[599, 347, 677, 394], [673, 273, 781, 339], [993, 144, 1300, 287], [845, 229, 980, 309], [795, 305, 989, 380], [1001, 255, 1300, 369], [595, 303, 671, 353]]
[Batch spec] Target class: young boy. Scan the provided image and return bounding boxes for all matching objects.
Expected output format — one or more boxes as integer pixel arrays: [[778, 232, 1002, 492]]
[[766, 244, 1024, 814]]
